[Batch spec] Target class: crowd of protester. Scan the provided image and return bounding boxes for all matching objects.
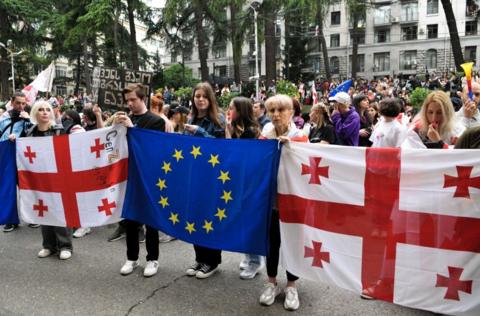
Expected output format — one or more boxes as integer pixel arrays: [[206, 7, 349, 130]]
[[1, 71, 480, 311]]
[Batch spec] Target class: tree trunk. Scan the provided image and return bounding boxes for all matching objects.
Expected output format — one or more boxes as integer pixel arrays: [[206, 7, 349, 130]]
[[75, 54, 81, 95], [230, 4, 241, 84], [127, 0, 139, 70], [113, 0, 120, 67], [350, 19, 359, 79], [0, 7, 10, 99], [284, 12, 290, 80], [318, 27, 331, 81], [264, 10, 276, 84], [83, 43, 91, 95], [194, 6, 209, 82], [440, 0, 464, 71]]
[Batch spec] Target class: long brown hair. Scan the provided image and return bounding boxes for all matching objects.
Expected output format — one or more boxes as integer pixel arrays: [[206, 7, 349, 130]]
[[230, 97, 260, 138], [191, 82, 222, 127]]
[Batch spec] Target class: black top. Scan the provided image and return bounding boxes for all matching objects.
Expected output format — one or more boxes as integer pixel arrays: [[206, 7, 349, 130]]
[[232, 127, 258, 139], [130, 111, 165, 132], [308, 124, 336, 144], [27, 125, 66, 137]]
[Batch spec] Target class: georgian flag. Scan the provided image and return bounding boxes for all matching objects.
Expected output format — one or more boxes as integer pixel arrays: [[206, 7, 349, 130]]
[[16, 126, 128, 228], [278, 142, 480, 315]]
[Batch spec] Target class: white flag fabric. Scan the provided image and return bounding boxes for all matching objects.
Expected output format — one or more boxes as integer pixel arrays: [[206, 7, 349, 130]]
[[278, 141, 480, 315], [21, 62, 55, 104], [16, 126, 128, 228]]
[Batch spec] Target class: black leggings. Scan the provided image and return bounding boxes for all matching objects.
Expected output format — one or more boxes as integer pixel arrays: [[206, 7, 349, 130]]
[[125, 219, 159, 261], [266, 210, 298, 282], [194, 245, 222, 267]]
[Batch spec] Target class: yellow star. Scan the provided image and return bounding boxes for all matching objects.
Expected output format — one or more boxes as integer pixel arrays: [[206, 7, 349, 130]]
[[162, 161, 172, 174], [158, 196, 169, 208], [208, 154, 220, 167], [202, 220, 214, 233], [215, 208, 227, 221], [217, 170, 231, 184], [169, 212, 179, 225], [185, 221, 196, 234], [172, 149, 184, 162], [190, 146, 202, 159], [156, 178, 167, 191], [221, 190, 233, 204]]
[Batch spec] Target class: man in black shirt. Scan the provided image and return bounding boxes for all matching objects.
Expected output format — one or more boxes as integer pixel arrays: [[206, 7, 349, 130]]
[[114, 83, 165, 278]]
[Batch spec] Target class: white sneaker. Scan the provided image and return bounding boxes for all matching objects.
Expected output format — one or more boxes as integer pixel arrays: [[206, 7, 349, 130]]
[[38, 249, 52, 258], [73, 227, 91, 238], [59, 250, 72, 260], [120, 260, 139, 275], [240, 262, 263, 280], [284, 286, 300, 311], [144, 260, 159, 277], [239, 259, 249, 270], [259, 282, 281, 306]]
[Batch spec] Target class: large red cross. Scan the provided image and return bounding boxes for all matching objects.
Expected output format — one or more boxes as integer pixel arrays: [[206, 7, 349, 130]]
[[98, 198, 116, 216], [301, 157, 329, 185], [90, 138, 106, 158], [279, 148, 480, 302], [305, 240, 330, 268], [435, 266, 473, 301], [18, 135, 128, 228], [33, 199, 48, 217], [24, 146, 36, 164], [444, 166, 480, 198]]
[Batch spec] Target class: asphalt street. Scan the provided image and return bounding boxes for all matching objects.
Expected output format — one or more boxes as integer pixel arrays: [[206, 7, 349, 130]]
[[0, 224, 432, 316]]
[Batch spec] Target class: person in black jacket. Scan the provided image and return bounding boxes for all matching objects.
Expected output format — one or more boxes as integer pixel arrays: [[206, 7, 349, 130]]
[[115, 83, 165, 278]]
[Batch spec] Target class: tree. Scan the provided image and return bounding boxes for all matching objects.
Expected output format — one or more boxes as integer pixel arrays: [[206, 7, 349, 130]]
[[261, 0, 280, 84], [346, 0, 367, 79], [163, 63, 196, 89], [440, 0, 464, 71]]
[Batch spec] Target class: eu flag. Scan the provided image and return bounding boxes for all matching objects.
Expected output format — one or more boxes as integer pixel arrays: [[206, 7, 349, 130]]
[[329, 79, 353, 97], [0, 140, 18, 225], [123, 128, 280, 255]]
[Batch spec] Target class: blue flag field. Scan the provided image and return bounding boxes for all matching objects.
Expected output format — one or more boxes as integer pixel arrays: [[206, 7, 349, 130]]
[[123, 128, 280, 256], [0, 140, 19, 225]]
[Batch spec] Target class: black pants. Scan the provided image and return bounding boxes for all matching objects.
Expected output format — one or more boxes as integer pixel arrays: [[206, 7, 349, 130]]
[[125, 219, 158, 261], [194, 245, 221, 267], [266, 210, 298, 282]]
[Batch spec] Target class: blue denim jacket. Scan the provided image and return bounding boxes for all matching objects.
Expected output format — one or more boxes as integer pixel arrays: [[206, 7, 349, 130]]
[[0, 113, 32, 141], [186, 114, 226, 138]]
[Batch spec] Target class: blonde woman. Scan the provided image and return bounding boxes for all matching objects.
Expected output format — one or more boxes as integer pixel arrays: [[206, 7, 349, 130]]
[[27, 101, 73, 260], [413, 90, 465, 148], [304, 103, 336, 144]]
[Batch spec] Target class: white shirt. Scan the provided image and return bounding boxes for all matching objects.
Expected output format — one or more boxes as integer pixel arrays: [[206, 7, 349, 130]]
[[370, 118, 407, 148]]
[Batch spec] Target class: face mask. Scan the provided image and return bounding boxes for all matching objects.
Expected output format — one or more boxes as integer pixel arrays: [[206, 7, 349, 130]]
[[62, 117, 74, 131]]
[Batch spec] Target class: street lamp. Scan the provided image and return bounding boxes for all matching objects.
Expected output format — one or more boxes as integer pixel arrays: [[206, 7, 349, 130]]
[[250, 0, 262, 100], [0, 40, 23, 92]]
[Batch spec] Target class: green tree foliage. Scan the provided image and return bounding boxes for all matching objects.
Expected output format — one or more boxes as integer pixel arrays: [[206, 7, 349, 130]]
[[409, 87, 430, 110], [275, 79, 299, 98], [163, 63, 197, 89]]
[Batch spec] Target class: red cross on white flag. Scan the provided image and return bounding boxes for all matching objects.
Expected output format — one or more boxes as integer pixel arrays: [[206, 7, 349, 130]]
[[278, 142, 480, 315], [16, 126, 128, 228]]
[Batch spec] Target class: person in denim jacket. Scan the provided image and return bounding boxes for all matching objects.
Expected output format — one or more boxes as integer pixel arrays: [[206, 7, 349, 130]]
[[0, 92, 32, 142]]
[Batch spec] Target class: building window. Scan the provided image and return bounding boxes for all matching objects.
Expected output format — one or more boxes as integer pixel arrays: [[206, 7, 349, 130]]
[[401, 2, 418, 22], [330, 56, 340, 74], [466, 21, 478, 36], [55, 66, 67, 78], [427, 0, 439, 15], [56, 86, 67, 96], [331, 11, 341, 25], [375, 28, 390, 43], [400, 50, 417, 70], [171, 51, 177, 63], [426, 49, 437, 69], [350, 30, 365, 44], [374, 52, 390, 72], [374, 5, 391, 25], [213, 43, 227, 58], [349, 54, 365, 73], [427, 24, 438, 39], [330, 34, 340, 47], [465, 46, 477, 63], [402, 25, 418, 41]]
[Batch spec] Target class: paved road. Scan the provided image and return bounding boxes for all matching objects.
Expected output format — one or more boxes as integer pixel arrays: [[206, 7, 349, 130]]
[[0, 224, 431, 316]]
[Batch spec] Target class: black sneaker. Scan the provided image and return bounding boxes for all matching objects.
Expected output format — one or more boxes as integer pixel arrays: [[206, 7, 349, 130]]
[[185, 262, 202, 276], [195, 263, 218, 279], [108, 225, 126, 242], [28, 224, 40, 228], [3, 224, 18, 232], [139, 227, 145, 243]]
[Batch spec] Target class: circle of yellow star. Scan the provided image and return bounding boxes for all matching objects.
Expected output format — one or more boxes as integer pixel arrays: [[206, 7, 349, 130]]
[[221, 190, 233, 204], [158, 196, 169, 208], [190, 146, 202, 159], [169, 212, 179, 225], [162, 161, 172, 174], [172, 149, 184, 162], [218, 170, 231, 184], [215, 208, 227, 221], [202, 220, 214, 233], [185, 221, 196, 234], [208, 154, 220, 167], [156, 178, 167, 191]]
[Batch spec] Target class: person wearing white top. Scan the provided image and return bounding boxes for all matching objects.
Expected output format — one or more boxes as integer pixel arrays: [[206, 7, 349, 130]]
[[370, 98, 407, 148]]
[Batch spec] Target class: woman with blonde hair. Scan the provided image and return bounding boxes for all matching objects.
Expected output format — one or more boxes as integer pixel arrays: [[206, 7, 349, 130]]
[[305, 103, 336, 144], [413, 90, 465, 148]]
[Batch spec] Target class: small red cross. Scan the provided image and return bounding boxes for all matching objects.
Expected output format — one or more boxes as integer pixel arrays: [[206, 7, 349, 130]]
[[98, 198, 116, 216], [90, 138, 106, 158], [444, 166, 480, 198], [304, 240, 330, 268], [24, 146, 37, 164], [435, 266, 473, 301], [301, 157, 329, 185], [33, 199, 48, 217]]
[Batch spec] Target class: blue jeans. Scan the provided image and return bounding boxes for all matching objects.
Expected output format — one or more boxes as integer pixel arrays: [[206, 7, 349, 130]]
[[244, 253, 262, 267]]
